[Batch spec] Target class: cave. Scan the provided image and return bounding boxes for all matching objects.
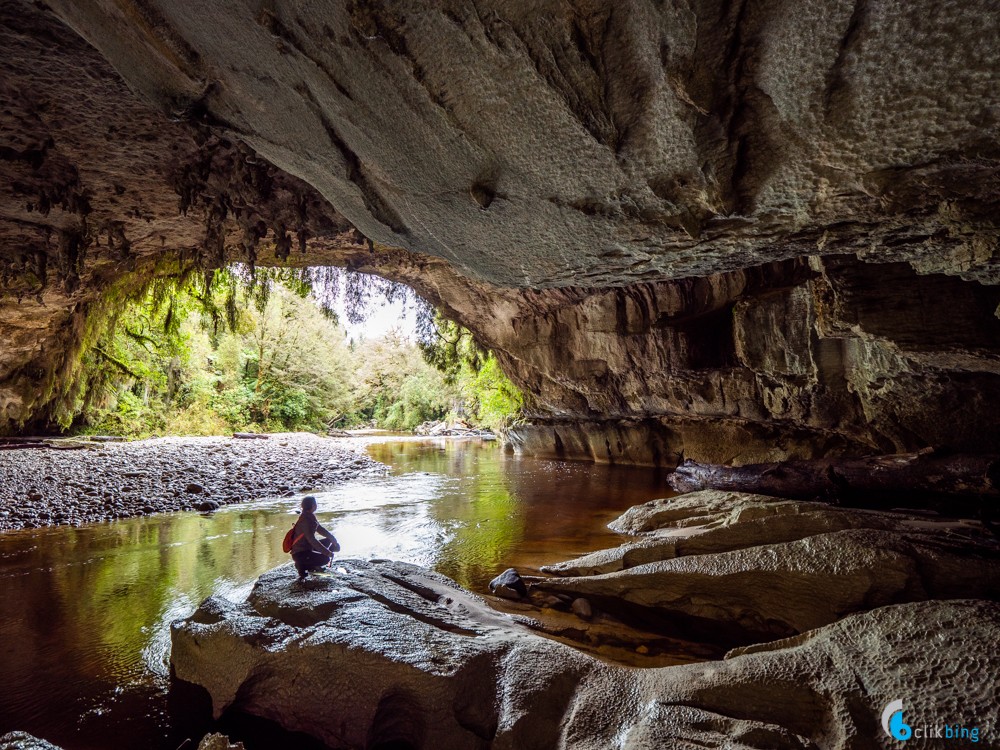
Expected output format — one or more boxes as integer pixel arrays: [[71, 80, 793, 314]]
[[2, 1, 999, 749]]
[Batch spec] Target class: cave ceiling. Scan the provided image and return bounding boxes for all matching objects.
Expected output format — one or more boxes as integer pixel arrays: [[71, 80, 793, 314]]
[[1, 0, 999, 458]]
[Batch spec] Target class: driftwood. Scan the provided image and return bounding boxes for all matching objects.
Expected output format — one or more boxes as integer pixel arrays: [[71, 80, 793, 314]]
[[0, 438, 50, 450], [668, 450, 1000, 501], [0, 437, 88, 450], [233, 432, 270, 440]]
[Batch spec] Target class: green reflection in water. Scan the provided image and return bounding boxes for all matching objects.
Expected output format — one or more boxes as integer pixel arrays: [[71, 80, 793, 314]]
[[0, 507, 291, 749], [0, 438, 668, 749]]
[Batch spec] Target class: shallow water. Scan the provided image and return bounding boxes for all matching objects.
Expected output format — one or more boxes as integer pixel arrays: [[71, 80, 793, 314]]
[[0, 437, 667, 749]]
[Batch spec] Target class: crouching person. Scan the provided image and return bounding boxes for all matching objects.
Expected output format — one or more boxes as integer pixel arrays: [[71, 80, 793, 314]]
[[289, 495, 340, 578]]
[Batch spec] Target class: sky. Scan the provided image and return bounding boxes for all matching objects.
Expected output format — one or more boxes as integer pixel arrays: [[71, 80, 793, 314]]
[[331, 294, 419, 342]]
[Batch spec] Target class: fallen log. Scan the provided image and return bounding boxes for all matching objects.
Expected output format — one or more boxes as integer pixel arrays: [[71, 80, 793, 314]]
[[0, 440, 50, 450], [233, 432, 269, 440], [667, 450, 1000, 501], [0, 437, 90, 450]]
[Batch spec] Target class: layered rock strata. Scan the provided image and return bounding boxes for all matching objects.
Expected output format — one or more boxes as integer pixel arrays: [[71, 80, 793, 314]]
[[0, 0, 366, 431], [341, 251, 1000, 464], [537, 490, 1000, 641]]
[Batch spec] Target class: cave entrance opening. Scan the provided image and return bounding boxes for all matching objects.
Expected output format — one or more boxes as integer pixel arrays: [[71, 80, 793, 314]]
[[61, 264, 523, 440]]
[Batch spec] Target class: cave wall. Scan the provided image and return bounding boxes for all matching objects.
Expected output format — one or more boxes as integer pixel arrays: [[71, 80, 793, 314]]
[[0, 0, 368, 430], [349, 249, 1000, 465]]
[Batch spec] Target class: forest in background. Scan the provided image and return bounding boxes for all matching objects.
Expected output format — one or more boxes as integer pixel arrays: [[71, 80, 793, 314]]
[[69, 266, 523, 438]]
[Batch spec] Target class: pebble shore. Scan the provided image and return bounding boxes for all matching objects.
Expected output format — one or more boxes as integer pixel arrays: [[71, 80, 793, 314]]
[[0, 433, 385, 531]]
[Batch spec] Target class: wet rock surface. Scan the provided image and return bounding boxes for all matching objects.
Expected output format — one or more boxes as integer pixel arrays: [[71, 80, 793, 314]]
[[0, 0, 371, 433], [538, 490, 1000, 642], [0, 733, 61, 750], [170, 560, 1000, 749], [0, 433, 383, 531], [488, 567, 528, 600], [0, 731, 243, 750]]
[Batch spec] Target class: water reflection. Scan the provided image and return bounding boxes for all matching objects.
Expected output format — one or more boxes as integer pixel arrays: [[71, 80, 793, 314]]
[[0, 438, 667, 749]]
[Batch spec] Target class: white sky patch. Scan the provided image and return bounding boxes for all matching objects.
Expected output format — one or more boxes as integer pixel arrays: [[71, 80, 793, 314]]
[[331, 294, 419, 342]]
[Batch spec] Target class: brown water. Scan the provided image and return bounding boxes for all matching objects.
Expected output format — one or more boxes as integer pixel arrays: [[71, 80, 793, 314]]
[[0, 437, 667, 749]]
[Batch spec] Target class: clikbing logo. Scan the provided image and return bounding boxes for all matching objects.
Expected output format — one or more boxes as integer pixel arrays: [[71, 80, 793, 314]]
[[880, 699, 983, 743], [882, 699, 912, 741]]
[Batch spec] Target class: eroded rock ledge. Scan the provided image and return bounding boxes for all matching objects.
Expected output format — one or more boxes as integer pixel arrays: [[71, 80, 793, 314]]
[[170, 490, 1000, 749]]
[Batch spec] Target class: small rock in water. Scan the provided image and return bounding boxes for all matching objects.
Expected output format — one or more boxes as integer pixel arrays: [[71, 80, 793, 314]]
[[571, 597, 593, 619], [195, 500, 221, 512], [197, 733, 246, 750], [489, 568, 528, 600], [184, 483, 205, 494]]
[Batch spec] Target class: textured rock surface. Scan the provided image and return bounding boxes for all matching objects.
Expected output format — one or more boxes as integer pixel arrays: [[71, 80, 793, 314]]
[[0, 733, 61, 750], [489, 567, 528, 600], [47, 0, 1000, 288], [0, 0, 367, 432], [0, 731, 244, 750], [196, 734, 244, 750], [540, 527, 1000, 640], [538, 490, 1000, 640], [1, 1, 999, 463], [170, 561, 1000, 749]]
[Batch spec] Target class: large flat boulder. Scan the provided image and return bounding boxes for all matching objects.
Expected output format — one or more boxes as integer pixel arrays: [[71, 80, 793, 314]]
[[171, 560, 1000, 749], [537, 490, 1000, 640], [539, 527, 1000, 639]]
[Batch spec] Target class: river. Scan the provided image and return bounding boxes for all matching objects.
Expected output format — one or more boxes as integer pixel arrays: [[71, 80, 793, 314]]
[[0, 437, 667, 749]]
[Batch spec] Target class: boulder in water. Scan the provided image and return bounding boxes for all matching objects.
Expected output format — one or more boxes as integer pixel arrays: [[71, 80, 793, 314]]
[[0, 733, 62, 750], [488, 567, 528, 600]]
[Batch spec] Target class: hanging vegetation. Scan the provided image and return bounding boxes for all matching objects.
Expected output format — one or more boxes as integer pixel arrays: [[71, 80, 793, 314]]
[[64, 265, 523, 437]]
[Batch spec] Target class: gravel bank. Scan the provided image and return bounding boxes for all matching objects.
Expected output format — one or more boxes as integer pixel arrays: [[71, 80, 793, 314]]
[[0, 433, 385, 531]]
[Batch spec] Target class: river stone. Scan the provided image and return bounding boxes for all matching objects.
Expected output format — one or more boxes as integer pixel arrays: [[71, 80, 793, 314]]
[[570, 598, 593, 620], [197, 734, 244, 750], [538, 527, 1000, 641], [488, 568, 528, 600], [608, 489, 805, 534], [184, 483, 205, 494], [0, 733, 62, 750], [194, 500, 221, 512], [170, 561, 1000, 749]]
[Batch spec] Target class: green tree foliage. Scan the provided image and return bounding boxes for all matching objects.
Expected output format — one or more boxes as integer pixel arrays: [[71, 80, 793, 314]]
[[71, 266, 514, 437], [416, 307, 525, 432]]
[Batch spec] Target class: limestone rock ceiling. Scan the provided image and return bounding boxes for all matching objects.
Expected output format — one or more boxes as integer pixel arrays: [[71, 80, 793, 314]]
[[45, 0, 1000, 287], [1, 0, 999, 461]]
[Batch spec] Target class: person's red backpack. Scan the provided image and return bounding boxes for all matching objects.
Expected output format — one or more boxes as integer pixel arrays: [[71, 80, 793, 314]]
[[282, 522, 304, 553]]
